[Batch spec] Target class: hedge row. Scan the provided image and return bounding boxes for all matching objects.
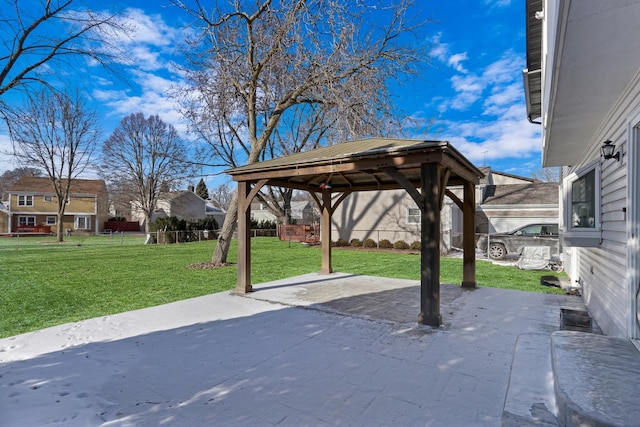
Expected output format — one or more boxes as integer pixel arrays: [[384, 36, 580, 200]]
[[334, 238, 421, 251]]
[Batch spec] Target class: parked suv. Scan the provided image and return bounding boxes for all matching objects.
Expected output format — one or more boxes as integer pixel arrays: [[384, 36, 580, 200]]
[[477, 223, 559, 260]]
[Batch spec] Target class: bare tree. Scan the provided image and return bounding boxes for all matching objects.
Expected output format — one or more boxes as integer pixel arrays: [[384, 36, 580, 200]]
[[0, 0, 129, 107], [209, 182, 234, 210], [101, 113, 194, 233], [0, 166, 41, 199], [531, 167, 561, 183], [172, 0, 430, 266], [6, 89, 99, 241]]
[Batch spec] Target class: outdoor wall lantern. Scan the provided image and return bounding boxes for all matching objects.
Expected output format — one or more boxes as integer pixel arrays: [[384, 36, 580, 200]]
[[601, 140, 620, 161]]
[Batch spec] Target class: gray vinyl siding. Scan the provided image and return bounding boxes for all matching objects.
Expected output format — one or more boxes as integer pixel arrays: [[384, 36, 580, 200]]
[[564, 74, 640, 338]]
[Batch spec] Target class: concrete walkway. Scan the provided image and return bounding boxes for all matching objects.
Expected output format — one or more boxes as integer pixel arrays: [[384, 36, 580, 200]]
[[0, 273, 632, 426]]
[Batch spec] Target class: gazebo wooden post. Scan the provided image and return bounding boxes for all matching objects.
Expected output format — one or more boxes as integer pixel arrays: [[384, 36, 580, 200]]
[[462, 180, 477, 288], [236, 181, 252, 293], [419, 163, 442, 326], [320, 189, 333, 274]]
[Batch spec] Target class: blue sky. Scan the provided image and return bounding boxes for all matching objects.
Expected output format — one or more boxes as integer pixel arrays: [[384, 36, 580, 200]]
[[0, 0, 542, 188]]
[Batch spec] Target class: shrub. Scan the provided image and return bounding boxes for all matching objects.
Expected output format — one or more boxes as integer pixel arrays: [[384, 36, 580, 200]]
[[189, 217, 219, 231], [151, 216, 187, 232], [394, 240, 409, 250], [378, 239, 393, 249], [250, 218, 277, 229], [349, 238, 362, 247], [335, 238, 349, 247], [363, 238, 377, 248], [410, 241, 421, 251]]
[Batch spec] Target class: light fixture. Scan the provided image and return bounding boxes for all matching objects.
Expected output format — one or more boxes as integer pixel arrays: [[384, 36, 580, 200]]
[[601, 140, 620, 161]]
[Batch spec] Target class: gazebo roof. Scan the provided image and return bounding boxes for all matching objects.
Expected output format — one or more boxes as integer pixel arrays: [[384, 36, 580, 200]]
[[227, 138, 484, 192]]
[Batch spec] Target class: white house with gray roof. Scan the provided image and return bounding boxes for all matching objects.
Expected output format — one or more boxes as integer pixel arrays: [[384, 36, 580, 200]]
[[524, 0, 640, 340], [331, 168, 558, 251]]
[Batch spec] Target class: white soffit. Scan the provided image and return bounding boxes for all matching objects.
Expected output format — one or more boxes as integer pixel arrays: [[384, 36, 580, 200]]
[[544, 0, 640, 166]]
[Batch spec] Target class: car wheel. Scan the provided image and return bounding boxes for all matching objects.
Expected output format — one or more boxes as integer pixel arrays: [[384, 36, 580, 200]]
[[488, 243, 507, 260]]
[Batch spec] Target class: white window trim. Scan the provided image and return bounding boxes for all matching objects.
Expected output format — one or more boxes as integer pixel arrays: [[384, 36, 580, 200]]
[[561, 159, 602, 247], [18, 195, 34, 206], [75, 215, 91, 230], [46, 216, 57, 225], [43, 195, 53, 202], [407, 207, 420, 224], [18, 216, 36, 226]]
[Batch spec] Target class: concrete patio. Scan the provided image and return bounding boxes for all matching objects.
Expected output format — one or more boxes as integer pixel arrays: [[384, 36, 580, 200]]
[[1, 273, 637, 426]]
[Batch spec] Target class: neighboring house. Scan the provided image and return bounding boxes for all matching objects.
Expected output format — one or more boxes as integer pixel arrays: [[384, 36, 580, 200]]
[[250, 201, 277, 224], [477, 182, 559, 234], [206, 203, 226, 228], [0, 201, 9, 233], [4, 176, 109, 235], [331, 168, 558, 251], [131, 189, 206, 229], [288, 201, 319, 224], [524, 0, 640, 339], [331, 189, 431, 246], [250, 200, 318, 225]]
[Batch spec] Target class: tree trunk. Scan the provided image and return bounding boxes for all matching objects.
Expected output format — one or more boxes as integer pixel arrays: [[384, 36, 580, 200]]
[[211, 190, 238, 266], [144, 212, 152, 234], [56, 212, 64, 243]]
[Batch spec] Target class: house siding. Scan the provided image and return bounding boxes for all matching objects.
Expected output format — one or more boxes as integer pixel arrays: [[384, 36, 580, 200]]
[[562, 75, 640, 338], [332, 177, 557, 252], [8, 194, 101, 233], [331, 190, 424, 245], [6, 178, 108, 235]]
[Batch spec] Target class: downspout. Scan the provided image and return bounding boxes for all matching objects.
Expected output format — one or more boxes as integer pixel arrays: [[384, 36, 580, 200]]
[[7, 193, 12, 234], [94, 195, 99, 235], [523, 68, 542, 125]]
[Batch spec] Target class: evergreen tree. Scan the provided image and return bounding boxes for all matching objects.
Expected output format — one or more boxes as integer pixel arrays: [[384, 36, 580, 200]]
[[195, 178, 209, 200]]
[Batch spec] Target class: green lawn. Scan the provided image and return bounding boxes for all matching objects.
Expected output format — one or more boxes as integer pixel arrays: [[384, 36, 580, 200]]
[[0, 235, 565, 338]]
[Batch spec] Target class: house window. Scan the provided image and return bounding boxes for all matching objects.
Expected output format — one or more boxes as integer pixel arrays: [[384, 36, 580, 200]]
[[18, 195, 34, 206], [407, 207, 420, 224], [18, 216, 36, 227], [75, 216, 90, 230], [44, 195, 53, 202], [571, 169, 596, 228], [562, 161, 601, 247], [46, 216, 57, 225]]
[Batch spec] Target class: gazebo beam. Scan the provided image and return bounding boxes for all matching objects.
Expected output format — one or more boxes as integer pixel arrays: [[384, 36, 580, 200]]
[[419, 163, 442, 326], [236, 180, 252, 293], [236, 179, 268, 294], [320, 189, 333, 274], [462, 180, 477, 288]]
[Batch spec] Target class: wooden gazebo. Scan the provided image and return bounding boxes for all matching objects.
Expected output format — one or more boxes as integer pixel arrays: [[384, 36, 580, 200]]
[[226, 138, 484, 326]]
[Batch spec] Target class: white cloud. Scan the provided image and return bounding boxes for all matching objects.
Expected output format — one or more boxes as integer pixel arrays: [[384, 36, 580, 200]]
[[448, 52, 468, 73], [413, 42, 540, 168], [483, 0, 512, 6], [94, 8, 183, 73], [124, 9, 178, 47], [446, 115, 541, 164], [437, 51, 524, 113], [429, 33, 469, 74], [483, 82, 522, 116], [89, 9, 188, 135], [429, 33, 448, 62], [0, 132, 16, 172]]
